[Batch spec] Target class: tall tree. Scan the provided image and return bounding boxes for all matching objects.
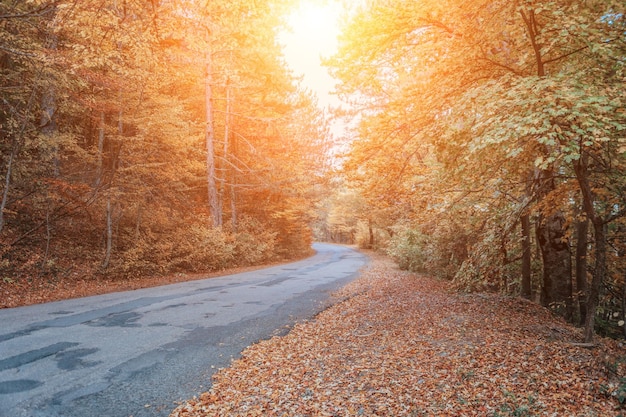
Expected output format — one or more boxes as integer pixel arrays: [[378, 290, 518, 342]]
[[0, 0, 331, 285], [328, 0, 625, 337]]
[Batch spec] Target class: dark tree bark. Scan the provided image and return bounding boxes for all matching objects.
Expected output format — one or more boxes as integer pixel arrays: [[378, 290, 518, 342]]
[[103, 197, 113, 269], [205, 44, 222, 227], [521, 214, 532, 299], [583, 220, 606, 343], [520, 5, 572, 317], [575, 216, 589, 325], [537, 210, 573, 320], [574, 152, 609, 343], [40, 28, 59, 176]]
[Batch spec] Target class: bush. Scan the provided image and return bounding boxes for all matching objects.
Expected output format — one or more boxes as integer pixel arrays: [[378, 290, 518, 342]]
[[386, 227, 428, 272], [169, 225, 236, 271], [231, 216, 277, 265], [109, 216, 285, 277], [386, 219, 470, 280]]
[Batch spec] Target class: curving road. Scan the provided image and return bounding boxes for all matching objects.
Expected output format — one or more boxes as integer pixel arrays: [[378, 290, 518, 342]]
[[0, 243, 368, 417]]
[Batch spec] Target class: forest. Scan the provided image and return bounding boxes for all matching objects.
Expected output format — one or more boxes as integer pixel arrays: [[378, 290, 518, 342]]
[[1, 0, 625, 342], [0, 0, 330, 286], [322, 0, 626, 343]]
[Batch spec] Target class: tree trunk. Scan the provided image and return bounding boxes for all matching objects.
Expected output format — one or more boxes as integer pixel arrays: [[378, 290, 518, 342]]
[[521, 214, 532, 299], [519, 9, 545, 77], [573, 151, 608, 343], [0, 79, 39, 234], [224, 77, 237, 229], [537, 210, 573, 320], [230, 175, 237, 231], [534, 167, 572, 320], [0, 144, 18, 234], [103, 197, 113, 270], [575, 216, 589, 325], [43, 203, 52, 267], [135, 204, 143, 241], [96, 111, 105, 187], [583, 220, 606, 342], [41, 88, 59, 176], [40, 31, 59, 177], [204, 46, 221, 227], [622, 270, 626, 339], [521, 5, 574, 318], [500, 228, 509, 293]]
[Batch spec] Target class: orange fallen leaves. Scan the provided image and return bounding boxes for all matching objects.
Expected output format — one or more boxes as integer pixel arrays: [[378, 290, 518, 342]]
[[0, 262, 289, 309], [171, 256, 626, 416]]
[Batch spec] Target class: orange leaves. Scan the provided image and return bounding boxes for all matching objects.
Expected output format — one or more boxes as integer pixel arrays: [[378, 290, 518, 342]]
[[171, 254, 626, 416]]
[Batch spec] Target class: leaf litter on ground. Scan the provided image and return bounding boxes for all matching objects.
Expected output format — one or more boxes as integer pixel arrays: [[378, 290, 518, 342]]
[[171, 254, 626, 416]]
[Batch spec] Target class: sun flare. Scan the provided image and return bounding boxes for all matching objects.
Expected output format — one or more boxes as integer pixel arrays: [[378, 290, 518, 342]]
[[289, 2, 340, 39], [280, 1, 343, 107]]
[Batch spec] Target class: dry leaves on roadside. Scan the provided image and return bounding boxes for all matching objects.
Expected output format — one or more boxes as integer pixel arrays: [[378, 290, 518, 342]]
[[0, 263, 286, 309], [171, 256, 626, 417]]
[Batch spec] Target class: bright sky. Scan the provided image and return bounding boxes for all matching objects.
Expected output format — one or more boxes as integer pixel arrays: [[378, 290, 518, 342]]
[[279, 1, 343, 110]]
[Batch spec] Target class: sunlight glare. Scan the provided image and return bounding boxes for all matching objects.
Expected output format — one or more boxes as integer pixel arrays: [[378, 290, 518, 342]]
[[280, 1, 343, 108], [291, 2, 340, 40]]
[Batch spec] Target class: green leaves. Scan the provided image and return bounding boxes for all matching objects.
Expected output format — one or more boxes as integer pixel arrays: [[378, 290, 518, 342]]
[[326, 0, 626, 323]]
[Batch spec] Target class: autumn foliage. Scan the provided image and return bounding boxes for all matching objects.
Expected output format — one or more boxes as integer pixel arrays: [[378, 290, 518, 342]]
[[324, 0, 626, 341], [0, 0, 327, 301], [172, 256, 626, 416]]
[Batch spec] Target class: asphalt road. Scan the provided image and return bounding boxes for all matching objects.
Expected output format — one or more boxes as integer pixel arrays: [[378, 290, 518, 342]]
[[0, 243, 368, 417]]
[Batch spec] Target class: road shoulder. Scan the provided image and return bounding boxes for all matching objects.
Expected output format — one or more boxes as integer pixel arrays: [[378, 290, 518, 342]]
[[171, 254, 626, 416]]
